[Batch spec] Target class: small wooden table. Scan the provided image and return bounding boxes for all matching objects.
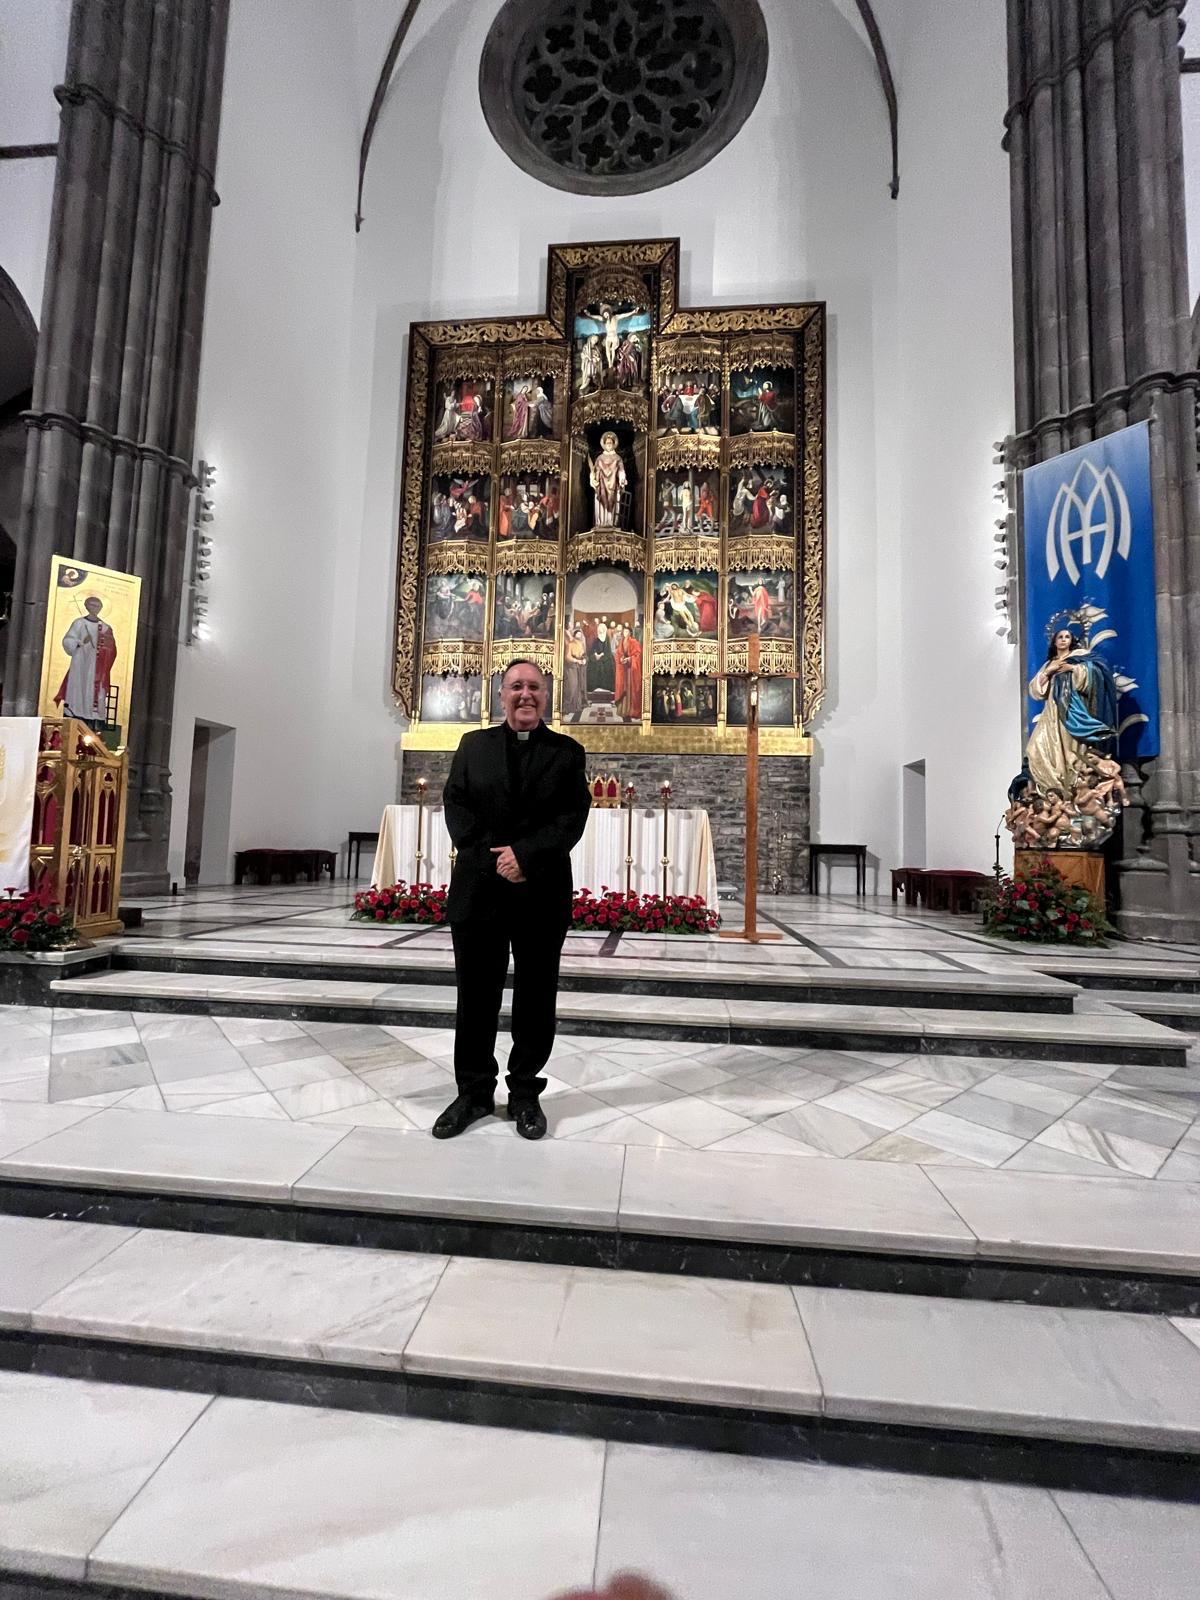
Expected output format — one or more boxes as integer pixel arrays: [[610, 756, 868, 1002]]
[[808, 842, 868, 896], [346, 830, 380, 878]]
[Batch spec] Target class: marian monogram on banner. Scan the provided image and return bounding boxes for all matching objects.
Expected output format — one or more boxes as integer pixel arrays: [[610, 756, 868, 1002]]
[[1005, 421, 1159, 854]]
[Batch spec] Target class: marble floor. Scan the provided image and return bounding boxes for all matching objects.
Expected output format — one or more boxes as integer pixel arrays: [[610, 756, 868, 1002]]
[[1, 1014, 1197, 1181], [4, 1366, 1198, 1600]]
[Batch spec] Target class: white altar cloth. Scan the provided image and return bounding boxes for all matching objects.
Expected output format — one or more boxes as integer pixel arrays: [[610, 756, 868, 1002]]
[[371, 804, 718, 906]]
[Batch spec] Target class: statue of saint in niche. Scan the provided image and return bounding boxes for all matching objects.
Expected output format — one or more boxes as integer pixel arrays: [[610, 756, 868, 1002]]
[[589, 431, 628, 529]]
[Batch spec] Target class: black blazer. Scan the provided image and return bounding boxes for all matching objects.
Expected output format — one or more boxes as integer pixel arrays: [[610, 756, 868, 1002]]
[[443, 723, 591, 930]]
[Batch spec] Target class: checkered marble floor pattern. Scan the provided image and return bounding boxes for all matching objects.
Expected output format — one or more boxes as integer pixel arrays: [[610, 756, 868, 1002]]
[[3, 1004, 1196, 1182]]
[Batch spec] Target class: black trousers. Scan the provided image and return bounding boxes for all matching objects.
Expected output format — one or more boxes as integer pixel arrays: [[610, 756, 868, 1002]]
[[450, 918, 567, 1104]]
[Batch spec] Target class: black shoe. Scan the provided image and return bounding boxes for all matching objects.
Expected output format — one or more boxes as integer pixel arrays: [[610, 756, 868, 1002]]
[[508, 1100, 547, 1141], [431, 1093, 494, 1140]]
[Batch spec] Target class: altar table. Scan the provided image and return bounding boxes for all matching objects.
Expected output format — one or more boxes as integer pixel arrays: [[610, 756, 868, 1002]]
[[371, 804, 718, 907]]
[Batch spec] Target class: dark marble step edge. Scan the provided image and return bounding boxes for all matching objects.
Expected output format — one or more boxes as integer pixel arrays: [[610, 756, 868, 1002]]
[[1, 1180, 1196, 1318], [108, 952, 1076, 1014], [38, 987, 1189, 1067], [0, 1331, 1196, 1508], [1049, 970, 1200, 995], [1116, 1004, 1200, 1032]]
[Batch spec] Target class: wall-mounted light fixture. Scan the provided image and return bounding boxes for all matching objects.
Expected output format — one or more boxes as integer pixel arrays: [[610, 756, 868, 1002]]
[[990, 438, 1019, 645], [186, 459, 216, 644]]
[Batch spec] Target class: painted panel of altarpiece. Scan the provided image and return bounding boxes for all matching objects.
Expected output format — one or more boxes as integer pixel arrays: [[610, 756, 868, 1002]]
[[394, 239, 824, 756]]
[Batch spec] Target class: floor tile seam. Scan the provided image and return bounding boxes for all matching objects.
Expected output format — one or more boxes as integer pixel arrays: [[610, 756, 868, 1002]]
[[284, 1123, 359, 1197], [80, 1386, 219, 1582], [17, 1220, 146, 1326], [1045, 1488, 1122, 1600], [0, 1109, 109, 1170], [914, 1165, 984, 1254]]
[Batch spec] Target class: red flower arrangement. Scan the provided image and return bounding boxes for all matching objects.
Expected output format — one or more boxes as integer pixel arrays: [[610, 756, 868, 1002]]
[[352, 881, 448, 925], [572, 888, 719, 935], [0, 886, 77, 952], [983, 861, 1111, 945]]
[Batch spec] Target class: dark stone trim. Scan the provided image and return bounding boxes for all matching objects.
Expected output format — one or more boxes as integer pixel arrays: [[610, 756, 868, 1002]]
[[1006, 371, 1200, 457], [0, 1330, 1195, 1502], [53, 81, 219, 202], [106, 950, 1075, 1014], [854, 0, 900, 197], [0, 1180, 1195, 1317], [35, 987, 1187, 1064], [0, 143, 57, 160], [355, 0, 425, 231], [19, 410, 199, 487], [1003, 0, 1185, 132]]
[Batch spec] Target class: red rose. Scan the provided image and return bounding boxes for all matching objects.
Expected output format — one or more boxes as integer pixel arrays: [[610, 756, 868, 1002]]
[[11, 928, 28, 945]]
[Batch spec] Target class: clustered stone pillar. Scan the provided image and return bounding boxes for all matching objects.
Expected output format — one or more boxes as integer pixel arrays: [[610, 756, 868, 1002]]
[[1005, 0, 1200, 940], [2, 0, 230, 895]]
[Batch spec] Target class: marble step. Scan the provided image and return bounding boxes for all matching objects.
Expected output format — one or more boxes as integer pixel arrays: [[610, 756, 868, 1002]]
[[1, 1106, 1197, 1314], [2, 1213, 1199, 1496], [46, 970, 1189, 1066], [1109, 991, 1200, 1033], [111, 937, 1079, 1013], [1029, 955, 1200, 994], [6, 1371, 1200, 1600]]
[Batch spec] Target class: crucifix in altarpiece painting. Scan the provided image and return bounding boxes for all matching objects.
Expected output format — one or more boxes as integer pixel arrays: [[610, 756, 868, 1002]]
[[717, 632, 799, 944]]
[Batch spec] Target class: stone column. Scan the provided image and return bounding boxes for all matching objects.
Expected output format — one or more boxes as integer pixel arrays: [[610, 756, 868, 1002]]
[[3, 0, 230, 895], [1006, 0, 1200, 940]]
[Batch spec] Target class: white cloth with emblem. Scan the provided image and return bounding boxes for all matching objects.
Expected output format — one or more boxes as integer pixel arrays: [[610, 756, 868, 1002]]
[[370, 802, 718, 906]]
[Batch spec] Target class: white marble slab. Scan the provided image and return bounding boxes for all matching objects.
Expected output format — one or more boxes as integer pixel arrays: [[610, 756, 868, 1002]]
[[0, 1215, 135, 1327], [596, 1443, 1110, 1600], [618, 1146, 977, 1255], [794, 1286, 1200, 1448], [90, 1396, 604, 1600], [926, 1166, 1200, 1273], [0, 1106, 347, 1200], [1054, 1489, 1200, 1600], [0, 1101, 99, 1159], [0, 1371, 209, 1581], [294, 1123, 624, 1227], [34, 1228, 448, 1368], [406, 1256, 819, 1412]]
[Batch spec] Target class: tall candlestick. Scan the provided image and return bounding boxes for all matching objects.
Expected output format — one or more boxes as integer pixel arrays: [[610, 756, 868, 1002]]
[[624, 782, 637, 898], [660, 780, 672, 902], [414, 778, 427, 883]]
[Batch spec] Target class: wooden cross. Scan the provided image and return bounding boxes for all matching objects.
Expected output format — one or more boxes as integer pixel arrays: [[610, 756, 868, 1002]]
[[717, 632, 795, 944]]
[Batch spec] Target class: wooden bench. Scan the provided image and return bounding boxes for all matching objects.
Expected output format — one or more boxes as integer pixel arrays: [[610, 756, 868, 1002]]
[[234, 848, 336, 886]]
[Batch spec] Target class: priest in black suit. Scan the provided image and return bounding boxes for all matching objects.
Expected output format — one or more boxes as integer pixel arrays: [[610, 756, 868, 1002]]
[[433, 659, 591, 1141]]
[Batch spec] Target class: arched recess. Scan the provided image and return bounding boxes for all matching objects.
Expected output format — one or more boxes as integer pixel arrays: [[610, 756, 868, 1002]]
[[355, 0, 900, 225], [0, 263, 38, 687]]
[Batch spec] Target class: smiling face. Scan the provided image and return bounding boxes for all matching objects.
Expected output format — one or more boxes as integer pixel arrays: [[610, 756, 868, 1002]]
[[500, 661, 547, 731]]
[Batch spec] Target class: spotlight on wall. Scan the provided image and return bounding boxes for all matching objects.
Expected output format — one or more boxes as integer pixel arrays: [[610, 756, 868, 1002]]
[[989, 435, 1018, 647], [186, 457, 217, 645]]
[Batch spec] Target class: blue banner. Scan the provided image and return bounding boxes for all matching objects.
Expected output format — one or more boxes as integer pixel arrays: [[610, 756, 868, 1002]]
[[1021, 421, 1159, 761]]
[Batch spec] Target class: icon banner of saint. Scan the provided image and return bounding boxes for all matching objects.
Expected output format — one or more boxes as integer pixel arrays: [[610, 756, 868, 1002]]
[[37, 556, 143, 750]]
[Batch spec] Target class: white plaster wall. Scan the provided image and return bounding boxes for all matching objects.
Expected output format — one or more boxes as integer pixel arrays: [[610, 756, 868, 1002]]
[[0, 0, 72, 320], [332, 0, 907, 886], [894, 0, 1018, 872], [165, 0, 359, 881], [1182, 70, 1200, 307]]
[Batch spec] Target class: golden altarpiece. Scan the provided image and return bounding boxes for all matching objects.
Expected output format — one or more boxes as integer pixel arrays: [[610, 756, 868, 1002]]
[[394, 240, 824, 760]]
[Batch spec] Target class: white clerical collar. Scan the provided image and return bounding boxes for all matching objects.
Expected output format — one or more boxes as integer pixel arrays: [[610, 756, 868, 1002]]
[[516, 730, 531, 742]]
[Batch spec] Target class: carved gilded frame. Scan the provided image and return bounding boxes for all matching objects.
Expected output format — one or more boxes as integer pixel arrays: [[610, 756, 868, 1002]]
[[395, 239, 823, 756]]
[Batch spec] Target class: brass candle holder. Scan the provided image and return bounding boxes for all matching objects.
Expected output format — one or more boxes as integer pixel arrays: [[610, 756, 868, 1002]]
[[623, 781, 637, 898], [659, 780, 672, 902], [414, 776, 428, 883]]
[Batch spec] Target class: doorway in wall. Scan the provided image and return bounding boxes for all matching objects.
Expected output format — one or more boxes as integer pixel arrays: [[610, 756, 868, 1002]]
[[184, 720, 236, 885], [902, 759, 927, 868]]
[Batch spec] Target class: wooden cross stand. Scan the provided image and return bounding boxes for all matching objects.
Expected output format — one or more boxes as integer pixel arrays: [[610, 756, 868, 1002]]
[[718, 633, 792, 944]]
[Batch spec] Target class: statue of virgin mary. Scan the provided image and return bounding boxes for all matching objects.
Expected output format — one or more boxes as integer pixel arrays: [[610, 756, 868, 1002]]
[[1025, 626, 1119, 794]]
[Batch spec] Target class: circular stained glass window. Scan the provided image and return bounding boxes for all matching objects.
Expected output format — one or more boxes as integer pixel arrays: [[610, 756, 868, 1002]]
[[480, 0, 769, 195]]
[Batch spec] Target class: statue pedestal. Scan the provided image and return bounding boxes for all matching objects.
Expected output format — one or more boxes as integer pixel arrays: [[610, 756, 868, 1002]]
[[1015, 849, 1105, 904]]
